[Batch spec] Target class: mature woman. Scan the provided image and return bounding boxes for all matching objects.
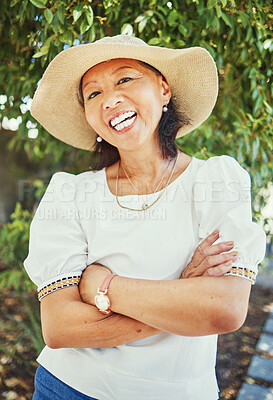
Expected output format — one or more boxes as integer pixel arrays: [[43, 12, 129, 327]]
[[24, 35, 266, 400]]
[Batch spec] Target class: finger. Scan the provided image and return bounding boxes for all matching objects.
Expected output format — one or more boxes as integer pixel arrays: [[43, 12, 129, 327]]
[[203, 260, 233, 277], [204, 241, 234, 257], [197, 252, 238, 276], [199, 230, 220, 248], [192, 231, 220, 262]]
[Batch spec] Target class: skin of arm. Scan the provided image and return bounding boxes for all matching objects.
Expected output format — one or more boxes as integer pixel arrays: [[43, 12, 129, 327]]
[[78, 231, 251, 336], [80, 268, 252, 336], [40, 285, 162, 349]]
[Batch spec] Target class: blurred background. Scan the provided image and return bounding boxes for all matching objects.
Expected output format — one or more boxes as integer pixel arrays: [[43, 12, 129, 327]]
[[0, 0, 272, 399]]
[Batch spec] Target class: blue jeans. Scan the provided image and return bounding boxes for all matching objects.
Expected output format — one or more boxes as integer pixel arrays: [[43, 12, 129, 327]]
[[32, 364, 98, 400]]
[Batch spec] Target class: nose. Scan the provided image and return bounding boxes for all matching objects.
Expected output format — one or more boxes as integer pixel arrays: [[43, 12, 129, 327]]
[[102, 90, 124, 110]]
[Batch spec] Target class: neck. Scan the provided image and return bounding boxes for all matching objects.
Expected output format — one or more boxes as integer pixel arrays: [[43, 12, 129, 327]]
[[118, 149, 178, 184]]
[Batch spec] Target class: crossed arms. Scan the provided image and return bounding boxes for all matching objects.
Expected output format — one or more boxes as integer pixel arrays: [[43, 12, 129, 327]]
[[40, 231, 251, 349]]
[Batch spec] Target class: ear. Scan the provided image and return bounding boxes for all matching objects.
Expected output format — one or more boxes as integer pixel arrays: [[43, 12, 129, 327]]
[[159, 76, 172, 105]]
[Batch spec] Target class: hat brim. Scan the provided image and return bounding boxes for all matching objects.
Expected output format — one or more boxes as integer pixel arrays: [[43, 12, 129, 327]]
[[31, 40, 218, 151]]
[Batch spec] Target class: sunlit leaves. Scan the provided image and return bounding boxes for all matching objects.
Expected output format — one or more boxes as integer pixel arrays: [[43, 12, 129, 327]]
[[263, 39, 273, 51], [44, 8, 53, 23], [85, 5, 94, 27], [121, 23, 134, 36], [29, 0, 47, 9], [73, 4, 83, 22], [135, 14, 149, 33]]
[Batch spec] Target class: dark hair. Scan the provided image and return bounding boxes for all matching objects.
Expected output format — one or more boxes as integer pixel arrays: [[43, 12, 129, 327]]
[[78, 60, 191, 171]]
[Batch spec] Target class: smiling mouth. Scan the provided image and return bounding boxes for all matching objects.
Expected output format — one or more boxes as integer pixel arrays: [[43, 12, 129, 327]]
[[110, 112, 137, 131]]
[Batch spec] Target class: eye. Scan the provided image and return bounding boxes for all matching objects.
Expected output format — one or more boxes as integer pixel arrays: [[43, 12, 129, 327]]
[[88, 91, 100, 100], [118, 77, 132, 84]]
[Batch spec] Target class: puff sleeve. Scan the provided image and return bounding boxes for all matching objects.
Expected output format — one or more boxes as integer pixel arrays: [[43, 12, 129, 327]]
[[193, 155, 266, 284], [24, 172, 88, 300]]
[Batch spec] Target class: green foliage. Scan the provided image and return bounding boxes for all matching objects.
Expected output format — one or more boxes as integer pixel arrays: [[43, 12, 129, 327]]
[[0, 202, 34, 292], [0, 202, 45, 359], [0, 291, 44, 364], [1, 300, 44, 356]]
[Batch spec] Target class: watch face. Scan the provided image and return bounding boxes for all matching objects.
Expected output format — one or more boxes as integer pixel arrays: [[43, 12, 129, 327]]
[[95, 294, 110, 311]]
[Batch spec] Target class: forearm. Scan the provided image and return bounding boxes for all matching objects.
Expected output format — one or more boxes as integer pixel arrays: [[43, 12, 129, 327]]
[[41, 287, 161, 349], [83, 274, 251, 336]]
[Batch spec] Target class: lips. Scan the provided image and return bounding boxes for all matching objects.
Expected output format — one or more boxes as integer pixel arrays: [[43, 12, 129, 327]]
[[109, 111, 137, 132]]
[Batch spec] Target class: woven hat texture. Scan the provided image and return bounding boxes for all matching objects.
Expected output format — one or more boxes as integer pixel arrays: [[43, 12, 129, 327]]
[[31, 35, 218, 151]]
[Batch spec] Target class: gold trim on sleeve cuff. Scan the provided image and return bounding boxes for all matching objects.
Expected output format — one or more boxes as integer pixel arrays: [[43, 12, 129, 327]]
[[225, 266, 256, 284], [38, 274, 81, 301]]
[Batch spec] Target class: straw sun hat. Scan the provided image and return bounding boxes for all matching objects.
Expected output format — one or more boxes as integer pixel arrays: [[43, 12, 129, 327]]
[[30, 34, 218, 151]]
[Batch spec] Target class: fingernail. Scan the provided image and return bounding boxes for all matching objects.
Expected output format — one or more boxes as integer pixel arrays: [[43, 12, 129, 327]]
[[230, 252, 238, 257], [226, 241, 234, 246], [224, 260, 232, 266], [211, 230, 219, 236]]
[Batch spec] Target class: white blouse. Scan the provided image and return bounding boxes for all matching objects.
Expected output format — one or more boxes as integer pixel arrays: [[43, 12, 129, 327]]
[[24, 155, 266, 400]]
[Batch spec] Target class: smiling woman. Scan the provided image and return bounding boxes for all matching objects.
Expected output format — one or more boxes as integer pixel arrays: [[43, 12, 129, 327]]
[[24, 35, 266, 400]]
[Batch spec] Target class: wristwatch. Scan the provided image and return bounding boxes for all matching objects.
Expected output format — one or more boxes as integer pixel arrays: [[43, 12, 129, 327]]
[[94, 273, 118, 314]]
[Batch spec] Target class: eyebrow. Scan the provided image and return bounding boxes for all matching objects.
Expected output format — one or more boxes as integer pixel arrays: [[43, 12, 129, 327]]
[[82, 66, 136, 89]]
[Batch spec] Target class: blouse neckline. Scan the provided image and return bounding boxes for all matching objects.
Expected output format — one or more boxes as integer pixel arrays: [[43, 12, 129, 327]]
[[103, 156, 196, 198]]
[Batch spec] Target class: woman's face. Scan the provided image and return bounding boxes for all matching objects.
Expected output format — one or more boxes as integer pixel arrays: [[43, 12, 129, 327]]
[[81, 58, 171, 151]]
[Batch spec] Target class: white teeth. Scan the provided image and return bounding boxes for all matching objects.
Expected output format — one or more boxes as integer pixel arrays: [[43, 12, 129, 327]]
[[110, 111, 135, 127], [114, 115, 136, 131], [123, 119, 132, 127]]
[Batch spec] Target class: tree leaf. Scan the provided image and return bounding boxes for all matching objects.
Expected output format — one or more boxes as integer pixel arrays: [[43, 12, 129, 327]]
[[221, 12, 232, 28], [253, 95, 263, 115], [178, 24, 187, 37], [57, 3, 65, 24], [33, 44, 49, 58], [138, 17, 148, 33], [173, 39, 186, 48], [121, 23, 133, 36], [32, 52, 43, 58], [154, 11, 166, 26], [44, 8, 53, 24], [148, 37, 162, 45], [240, 47, 248, 62], [263, 39, 273, 50], [73, 4, 83, 22], [10, 0, 19, 7], [88, 25, 96, 43], [134, 14, 146, 23], [167, 10, 179, 27], [157, 5, 168, 16], [252, 87, 259, 101], [85, 5, 94, 26], [252, 137, 260, 161], [30, 0, 47, 8], [80, 19, 90, 35], [51, 13, 59, 34]]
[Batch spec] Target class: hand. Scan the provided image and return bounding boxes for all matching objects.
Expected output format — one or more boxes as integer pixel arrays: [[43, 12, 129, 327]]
[[79, 263, 112, 306], [181, 230, 238, 279]]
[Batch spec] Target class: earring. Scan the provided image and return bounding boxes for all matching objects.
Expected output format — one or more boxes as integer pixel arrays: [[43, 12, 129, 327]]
[[163, 105, 168, 112], [97, 136, 102, 142]]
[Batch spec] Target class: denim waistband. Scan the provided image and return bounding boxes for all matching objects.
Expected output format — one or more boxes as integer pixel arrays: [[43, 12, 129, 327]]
[[32, 364, 98, 400]]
